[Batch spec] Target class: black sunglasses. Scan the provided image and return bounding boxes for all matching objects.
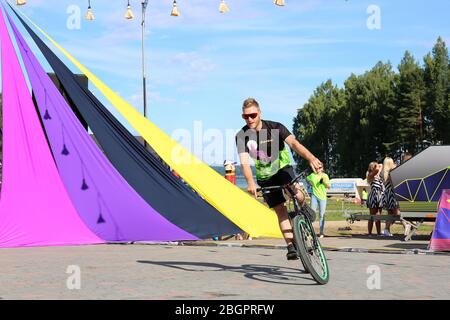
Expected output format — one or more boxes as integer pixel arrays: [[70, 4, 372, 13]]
[[242, 113, 258, 120]]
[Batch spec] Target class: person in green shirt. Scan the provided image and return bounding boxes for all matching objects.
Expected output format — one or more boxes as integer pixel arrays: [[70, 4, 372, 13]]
[[361, 187, 368, 207], [306, 167, 330, 238]]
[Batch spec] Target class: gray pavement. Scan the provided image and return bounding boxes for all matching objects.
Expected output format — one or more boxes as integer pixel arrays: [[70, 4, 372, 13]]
[[1, 243, 449, 300], [179, 235, 441, 254]]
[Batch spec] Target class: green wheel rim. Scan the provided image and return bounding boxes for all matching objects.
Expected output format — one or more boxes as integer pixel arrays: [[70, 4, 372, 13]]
[[297, 217, 329, 281]]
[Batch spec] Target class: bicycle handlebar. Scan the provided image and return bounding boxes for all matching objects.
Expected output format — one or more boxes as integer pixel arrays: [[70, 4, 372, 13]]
[[256, 168, 312, 193]]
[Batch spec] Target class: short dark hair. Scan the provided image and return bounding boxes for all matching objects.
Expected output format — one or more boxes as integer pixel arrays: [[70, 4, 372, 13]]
[[242, 97, 260, 110], [401, 152, 412, 164]]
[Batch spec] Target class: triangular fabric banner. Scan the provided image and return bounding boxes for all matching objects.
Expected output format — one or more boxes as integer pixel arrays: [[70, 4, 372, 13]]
[[0, 6, 103, 248], [7, 10, 198, 242], [429, 190, 450, 251], [7, 4, 242, 239], [394, 181, 411, 201], [406, 180, 421, 200], [424, 169, 447, 201], [12, 6, 282, 238]]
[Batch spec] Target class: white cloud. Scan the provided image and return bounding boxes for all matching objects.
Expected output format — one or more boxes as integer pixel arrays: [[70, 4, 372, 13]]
[[171, 52, 216, 73], [126, 89, 177, 107]]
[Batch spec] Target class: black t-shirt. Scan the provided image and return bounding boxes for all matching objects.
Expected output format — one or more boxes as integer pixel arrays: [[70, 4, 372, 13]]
[[235, 120, 292, 180]]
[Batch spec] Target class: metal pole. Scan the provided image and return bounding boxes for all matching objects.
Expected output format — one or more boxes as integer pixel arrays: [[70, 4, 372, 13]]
[[141, 0, 148, 148]]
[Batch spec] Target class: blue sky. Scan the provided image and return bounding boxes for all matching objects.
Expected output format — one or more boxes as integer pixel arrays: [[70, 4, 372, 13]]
[[1, 0, 449, 165]]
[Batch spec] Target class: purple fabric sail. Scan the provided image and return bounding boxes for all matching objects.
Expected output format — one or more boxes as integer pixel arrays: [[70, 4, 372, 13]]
[[0, 8, 103, 247], [429, 190, 450, 251], [5, 9, 198, 242]]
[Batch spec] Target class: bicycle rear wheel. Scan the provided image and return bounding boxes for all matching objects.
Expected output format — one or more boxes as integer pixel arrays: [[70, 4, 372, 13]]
[[292, 214, 329, 284]]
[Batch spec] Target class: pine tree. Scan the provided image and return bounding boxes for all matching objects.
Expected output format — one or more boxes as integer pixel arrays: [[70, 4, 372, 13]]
[[292, 80, 344, 176], [292, 38, 448, 177], [339, 62, 397, 177], [396, 51, 426, 154], [424, 37, 449, 144]]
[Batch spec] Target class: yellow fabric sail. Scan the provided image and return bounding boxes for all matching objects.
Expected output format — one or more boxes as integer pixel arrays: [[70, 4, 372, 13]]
[[20, 11, 282, 238]]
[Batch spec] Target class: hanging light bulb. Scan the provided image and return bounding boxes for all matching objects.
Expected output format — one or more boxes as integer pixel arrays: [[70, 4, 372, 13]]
[[125, 0, 134, 19], [171, 0, 180, 17], [219, 0, 229, 13], [85, 0, 95, 21], [274, 0, 285, 6], [16, 0, 26, 5]]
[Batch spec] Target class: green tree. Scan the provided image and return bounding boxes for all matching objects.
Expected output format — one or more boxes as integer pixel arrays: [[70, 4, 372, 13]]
[[423, 37, 450, 144], [293, 80, 344, 176], [395, 51, 426, 154], [339, 62, 397, 177], [292, 37, 448, 178]]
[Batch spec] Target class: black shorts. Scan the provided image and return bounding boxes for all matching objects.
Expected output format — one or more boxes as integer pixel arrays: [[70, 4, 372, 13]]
[[257, 166, 295, 208]]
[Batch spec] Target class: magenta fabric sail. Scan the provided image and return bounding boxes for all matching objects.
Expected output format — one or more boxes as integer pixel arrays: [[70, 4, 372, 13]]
[[429, 190, 450, 251], [4, 9, 198, 242], [0, 9, 103, 247]]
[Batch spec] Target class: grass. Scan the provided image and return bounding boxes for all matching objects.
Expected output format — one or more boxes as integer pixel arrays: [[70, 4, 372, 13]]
[[245, 188, 437, 234], [236, 188, 435, 237], [292, 197, 367, 221]]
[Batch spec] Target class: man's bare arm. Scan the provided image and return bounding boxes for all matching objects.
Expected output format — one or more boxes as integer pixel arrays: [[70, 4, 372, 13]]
[[285, 135, 322, 173], [238, 152, 258, 198]]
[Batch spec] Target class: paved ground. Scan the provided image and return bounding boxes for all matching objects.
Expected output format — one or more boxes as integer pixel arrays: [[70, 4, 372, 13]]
[[1, 241, 449, 300], [185, 234, 437, 254]]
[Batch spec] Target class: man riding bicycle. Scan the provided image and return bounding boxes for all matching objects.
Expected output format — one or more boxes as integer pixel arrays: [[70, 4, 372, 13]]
[[236, 98, 323, 260]]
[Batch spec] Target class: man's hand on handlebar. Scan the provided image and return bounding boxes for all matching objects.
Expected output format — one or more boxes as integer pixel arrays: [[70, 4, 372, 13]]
[[309, 157, 323, 174]]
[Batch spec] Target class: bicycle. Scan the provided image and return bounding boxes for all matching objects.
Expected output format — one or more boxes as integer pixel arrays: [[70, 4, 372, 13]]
[[257, 169, 330, 285]]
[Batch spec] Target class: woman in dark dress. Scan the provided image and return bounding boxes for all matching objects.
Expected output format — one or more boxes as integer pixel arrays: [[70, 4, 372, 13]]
[[381, 157, 400, 236], [366, 162, 384, 236]]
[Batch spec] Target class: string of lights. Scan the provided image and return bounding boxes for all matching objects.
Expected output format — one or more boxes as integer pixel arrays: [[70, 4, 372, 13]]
[[15, 1, 285, 19], [12, 0, 286, 122]]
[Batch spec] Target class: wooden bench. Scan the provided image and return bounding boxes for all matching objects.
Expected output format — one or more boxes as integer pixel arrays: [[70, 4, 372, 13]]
[[346, 213, 436, 241]]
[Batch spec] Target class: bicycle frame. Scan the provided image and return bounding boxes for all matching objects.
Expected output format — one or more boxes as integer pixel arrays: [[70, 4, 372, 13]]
[[257, 169, 330, 284], [257, 170, 311, 223]]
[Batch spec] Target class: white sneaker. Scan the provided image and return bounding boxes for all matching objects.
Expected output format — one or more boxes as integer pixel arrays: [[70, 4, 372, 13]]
[[319, 234, 324, 239], [383, 229, 393, 237]]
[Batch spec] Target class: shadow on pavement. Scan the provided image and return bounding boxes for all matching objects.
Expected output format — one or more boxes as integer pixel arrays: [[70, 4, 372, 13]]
[[136, 260, 318, 286]]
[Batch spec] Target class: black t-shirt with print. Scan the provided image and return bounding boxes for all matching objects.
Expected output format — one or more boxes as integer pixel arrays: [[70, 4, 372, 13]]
[[235, 120, 292, 180]]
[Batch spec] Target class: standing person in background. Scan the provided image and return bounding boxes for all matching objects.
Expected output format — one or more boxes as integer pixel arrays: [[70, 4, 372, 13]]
[[366, 162, 384, 236], [361, 188, 368, 207], [381, 157, 401, 237], [360, 171, 369, 207], [306, 166, 330, 238], [401, 152, 412, 164], [223, 160, 237, 185]]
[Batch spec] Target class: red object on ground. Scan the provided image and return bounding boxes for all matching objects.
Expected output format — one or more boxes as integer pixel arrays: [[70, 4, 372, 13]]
[[225, 173, 236, 185], [172, 170, 180, 178]]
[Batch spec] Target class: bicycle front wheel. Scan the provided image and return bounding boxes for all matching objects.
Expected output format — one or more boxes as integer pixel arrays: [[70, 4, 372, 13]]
[[292, 215, 329, 285]]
